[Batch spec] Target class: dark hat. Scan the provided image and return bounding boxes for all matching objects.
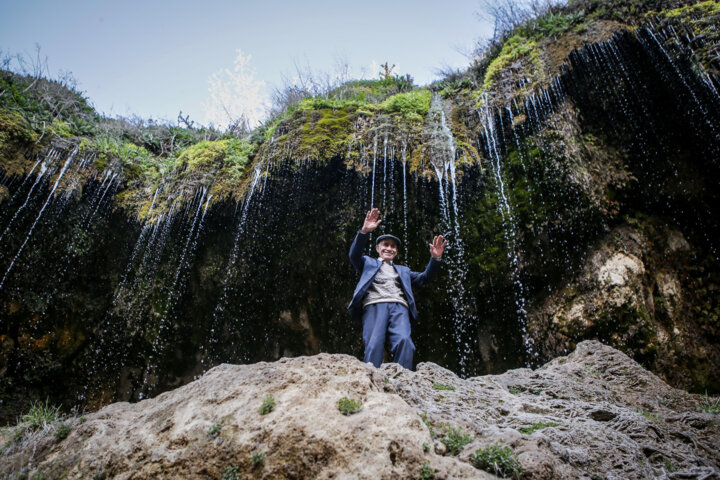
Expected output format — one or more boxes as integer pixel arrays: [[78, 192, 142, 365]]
[[376, 234, 402, 248]]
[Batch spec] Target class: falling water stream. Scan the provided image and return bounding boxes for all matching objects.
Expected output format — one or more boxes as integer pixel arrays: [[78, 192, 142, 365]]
[[0, 147, 78, 290], [429, 96, 475, 374]]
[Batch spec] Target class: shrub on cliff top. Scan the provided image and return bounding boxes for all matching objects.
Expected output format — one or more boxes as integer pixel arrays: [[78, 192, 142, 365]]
[[175, 138, 254, 174], [482, 34, 539, 90], [381, 89, 431, 122]]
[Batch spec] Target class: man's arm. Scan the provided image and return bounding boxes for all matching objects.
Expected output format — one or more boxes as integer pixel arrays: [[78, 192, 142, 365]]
[[410, 235, 447, 287], [349, 231, 369, 273], [349, 208, 382, 273]]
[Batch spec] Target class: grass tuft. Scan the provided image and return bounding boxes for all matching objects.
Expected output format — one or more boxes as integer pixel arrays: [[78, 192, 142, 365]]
[[22, 399, 63, 432], [440, 425, 474, 456], [251, 450, 266, 467], [470, 442, 524, 478], [432, 382, 456, 391], [54, 423, 71, 441], [518, 421, 561, 434], [221, 465, 240, 480], [337, 396, 362, 416], [699, 392, 720, 414], [259, 395, 276, 415], [420, 461, 435, 479]]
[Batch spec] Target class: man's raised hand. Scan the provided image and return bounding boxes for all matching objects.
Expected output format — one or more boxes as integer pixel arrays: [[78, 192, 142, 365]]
[[429, 235, 447, 259], [361, 208, 382, 234]]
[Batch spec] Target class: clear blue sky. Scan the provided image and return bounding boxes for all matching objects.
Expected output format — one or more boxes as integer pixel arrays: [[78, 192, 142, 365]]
[[2, 0, 491, 126]]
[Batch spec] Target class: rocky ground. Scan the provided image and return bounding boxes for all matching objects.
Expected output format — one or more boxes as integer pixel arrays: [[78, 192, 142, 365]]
[[1, 341, 718, 479]]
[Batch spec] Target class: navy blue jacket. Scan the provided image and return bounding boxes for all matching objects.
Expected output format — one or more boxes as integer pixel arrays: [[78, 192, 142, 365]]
[[348, 231, 441, 323]]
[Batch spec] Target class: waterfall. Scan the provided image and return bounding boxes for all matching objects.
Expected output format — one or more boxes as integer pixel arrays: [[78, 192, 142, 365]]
[[140, 187, 210, 398], [0, 160, 49, 245], [479, 101, 532, 362], [401, 144, 408, 248], [370, 134, 378, 209], [204, 164, 265, 368], [0, 147, 78, 291], [429, 96, 475, 374]]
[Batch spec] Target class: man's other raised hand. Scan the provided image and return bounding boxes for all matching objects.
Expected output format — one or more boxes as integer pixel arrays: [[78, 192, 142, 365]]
[[361, 208, 382, 234], [429, 235, 447, 259]]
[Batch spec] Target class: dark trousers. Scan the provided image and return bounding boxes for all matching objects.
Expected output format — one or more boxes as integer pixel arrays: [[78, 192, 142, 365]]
[[362, 302, 415, 370]]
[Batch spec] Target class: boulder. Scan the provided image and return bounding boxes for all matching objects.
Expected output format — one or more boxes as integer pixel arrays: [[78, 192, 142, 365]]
[[1, 341, 718, 479]]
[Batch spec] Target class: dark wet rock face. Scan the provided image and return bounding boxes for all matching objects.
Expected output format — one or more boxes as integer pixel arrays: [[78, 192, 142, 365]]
[[528, 220, 720, 393]]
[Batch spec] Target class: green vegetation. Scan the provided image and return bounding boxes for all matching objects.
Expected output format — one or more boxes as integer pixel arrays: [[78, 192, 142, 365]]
[[54, 422, 71, 441], [82, 134, 159, 180], [297, 107, 352, 162], [467, 7, 586, 96], [432, 382, 456, 391], [638, 409, 661, 422], [0, 69, 96, 137], [207, 419, 225, 438], [381, 89, 431, 122], [518, 421, 561, 434], [2, 399, 65, 447], [440, 425, 474, 456], [420, 461, 436, 480], [698, 392, 720, 414], [482, 34, 540, 91], [522, 10, 586, 38], [420, 412, 437, 438], [508, 386, 526, 395], [571, 0, 714, 24], [21, 399, 63, 432], [435, 77, 475, 98], [659, 0, 720, 18], [337, 396, 362, 416], [1, 63, 258, 222], [0, 109, 39, 174], [470, 442, 524, 479], [251, 450, 266, 466], [646, 0, 720, 75], [221, 465, 241, 480], [51, 118, 73, 138], [326, 75, 415, 104], [175, 138, 252, 173], [259, 394, 276, 415]]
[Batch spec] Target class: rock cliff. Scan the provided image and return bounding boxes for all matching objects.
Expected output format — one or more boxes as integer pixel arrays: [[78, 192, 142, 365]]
[[2, 0, 720, 418], [2, 341, 718, 479]]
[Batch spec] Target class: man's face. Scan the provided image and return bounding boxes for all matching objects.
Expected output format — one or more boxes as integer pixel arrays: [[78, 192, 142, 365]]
[[376, 239, 398, 262]]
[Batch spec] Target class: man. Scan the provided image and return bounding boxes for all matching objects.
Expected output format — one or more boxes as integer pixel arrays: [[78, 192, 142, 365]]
[[348, 208, 446, 369]]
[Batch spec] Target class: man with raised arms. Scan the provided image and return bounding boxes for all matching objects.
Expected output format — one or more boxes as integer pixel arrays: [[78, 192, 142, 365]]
[[348, 208, 446, 369]]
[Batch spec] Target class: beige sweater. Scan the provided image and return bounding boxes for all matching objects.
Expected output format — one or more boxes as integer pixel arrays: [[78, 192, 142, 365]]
[[362, 260, 409, 309]]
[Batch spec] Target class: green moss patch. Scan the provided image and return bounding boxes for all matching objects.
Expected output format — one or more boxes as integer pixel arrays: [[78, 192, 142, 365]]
[[381, 89, 431, 122], [0, 109, 39, 174]]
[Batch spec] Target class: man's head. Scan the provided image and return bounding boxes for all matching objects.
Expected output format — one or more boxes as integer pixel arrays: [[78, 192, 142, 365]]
[[375, 234, 401, 262]]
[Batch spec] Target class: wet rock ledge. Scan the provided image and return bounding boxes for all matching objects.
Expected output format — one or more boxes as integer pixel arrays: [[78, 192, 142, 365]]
[[2, 341, 718, 479]]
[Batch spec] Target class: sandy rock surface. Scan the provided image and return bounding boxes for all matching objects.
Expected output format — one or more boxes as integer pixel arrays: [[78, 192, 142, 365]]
[[2, 341, 718, 479]]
